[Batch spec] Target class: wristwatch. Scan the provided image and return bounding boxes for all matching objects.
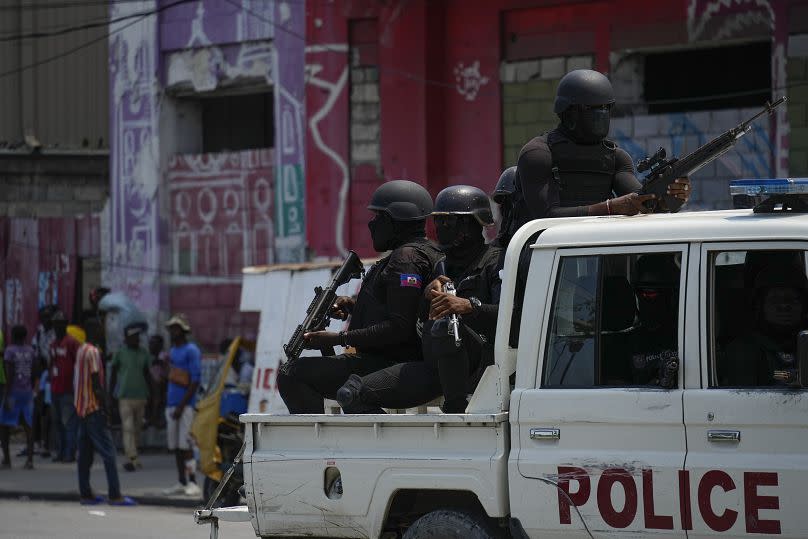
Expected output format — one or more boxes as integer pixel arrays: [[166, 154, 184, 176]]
[[468, 296, 482, 317]]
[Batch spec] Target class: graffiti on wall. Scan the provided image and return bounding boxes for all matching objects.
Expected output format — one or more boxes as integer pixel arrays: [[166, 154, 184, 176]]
[[686, 0, 788, 176], [612, 109, 773, 208], [168, 149, 276, 277], [164, 0, 274, 93], [454, 60, 490, 102], [305, 43, 350, 256], [273, 0, 307, 262], [108, 2, 161, 313]]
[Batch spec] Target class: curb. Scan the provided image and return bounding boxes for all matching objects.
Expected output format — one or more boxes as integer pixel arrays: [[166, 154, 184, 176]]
[[0, 490, 202, 508]]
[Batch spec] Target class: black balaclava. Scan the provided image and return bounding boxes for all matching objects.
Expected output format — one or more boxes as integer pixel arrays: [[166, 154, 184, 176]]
[[435, 216, 484, 277], [368, 212, 425, 252], [560, 105, 611, 145]]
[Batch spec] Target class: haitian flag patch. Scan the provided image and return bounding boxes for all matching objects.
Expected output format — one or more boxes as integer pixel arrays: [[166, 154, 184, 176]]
[[400, 274, 422, 288]]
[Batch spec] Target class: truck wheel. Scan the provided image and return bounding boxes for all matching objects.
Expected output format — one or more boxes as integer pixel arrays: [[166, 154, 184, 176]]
[[403, 509, 502, 539]]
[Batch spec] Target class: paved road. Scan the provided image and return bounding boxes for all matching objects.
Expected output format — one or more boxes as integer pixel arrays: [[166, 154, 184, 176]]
[[0, 500, 257, 539]]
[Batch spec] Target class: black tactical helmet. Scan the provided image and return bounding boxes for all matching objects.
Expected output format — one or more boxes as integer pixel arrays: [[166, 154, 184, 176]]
[[492, 166, 517, 205], [433, 185, 494, 226], [553, 69, 615, 115], [367, 180, 433, 221], [636, 254, 680, 288]]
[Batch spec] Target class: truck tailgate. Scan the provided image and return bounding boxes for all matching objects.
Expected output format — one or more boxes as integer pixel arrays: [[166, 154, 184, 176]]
[[240, 412, 509, 538]]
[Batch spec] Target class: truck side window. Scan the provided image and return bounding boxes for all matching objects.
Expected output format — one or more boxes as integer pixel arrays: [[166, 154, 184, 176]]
[[543, 252, 682, 388], [710, 249, 808, 388]]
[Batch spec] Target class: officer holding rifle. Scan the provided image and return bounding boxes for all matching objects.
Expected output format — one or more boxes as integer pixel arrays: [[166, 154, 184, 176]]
[[336, 186, 502, 414], [510, 69, 692, 229], [277, 180, 443, 414]]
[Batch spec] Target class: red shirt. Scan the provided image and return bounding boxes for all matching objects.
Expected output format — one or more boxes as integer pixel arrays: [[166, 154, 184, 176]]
[[50, 334, 81, 395]]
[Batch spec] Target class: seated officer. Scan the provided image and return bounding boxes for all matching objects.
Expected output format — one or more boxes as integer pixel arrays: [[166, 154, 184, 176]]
[[336, 185, 502, 413], [722, 265, 808, 387], [277, 180, 443, 413], [627, 254, 680, 387]]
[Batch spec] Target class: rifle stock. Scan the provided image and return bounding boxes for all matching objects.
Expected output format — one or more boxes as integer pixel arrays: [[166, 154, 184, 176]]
[[280, 251, 365, 374], [638, 97, 786, 212]]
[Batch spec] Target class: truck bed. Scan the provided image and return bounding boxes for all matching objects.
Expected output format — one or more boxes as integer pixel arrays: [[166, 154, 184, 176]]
[[240, 412, 510, 538]]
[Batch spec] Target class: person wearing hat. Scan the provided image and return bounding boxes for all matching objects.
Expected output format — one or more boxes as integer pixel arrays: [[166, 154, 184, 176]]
[[162, 314, 202, 497], [109, 323, 151, 471], [49, 310, 80, 463]]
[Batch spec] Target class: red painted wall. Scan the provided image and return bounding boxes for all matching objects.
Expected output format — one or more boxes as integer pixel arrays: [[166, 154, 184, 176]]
[[0, 216, 101, 340]]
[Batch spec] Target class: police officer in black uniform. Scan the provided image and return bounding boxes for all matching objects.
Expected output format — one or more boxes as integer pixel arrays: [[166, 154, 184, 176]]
[[511, 69, 691, 228], [335, 185, 502, 413], [491, 166, 517, 249], [627, 254, 681, 387], [277, 180, 443, 413]]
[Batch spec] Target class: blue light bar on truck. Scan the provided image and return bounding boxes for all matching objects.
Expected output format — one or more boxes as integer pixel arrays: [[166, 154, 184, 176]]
[[730, 178, 808, 196]]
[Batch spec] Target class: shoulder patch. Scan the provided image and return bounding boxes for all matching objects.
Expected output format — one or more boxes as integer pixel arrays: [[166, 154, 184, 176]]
[[400, 274, 422, 288]]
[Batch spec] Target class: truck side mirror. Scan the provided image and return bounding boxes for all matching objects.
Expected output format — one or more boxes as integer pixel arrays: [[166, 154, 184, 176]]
[[798, 331, 808, 388]]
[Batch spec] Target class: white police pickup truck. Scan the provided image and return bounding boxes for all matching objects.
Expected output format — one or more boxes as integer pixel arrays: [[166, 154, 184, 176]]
[[199, 180, 808, 539]]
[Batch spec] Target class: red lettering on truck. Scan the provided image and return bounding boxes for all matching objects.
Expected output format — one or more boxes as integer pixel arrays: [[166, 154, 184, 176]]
[[744, 472, 781, 535], [554, 467, 781, 533], [557, 467, 590, 525], [698, 470, 738, 532], [596, 469, 637, 529], [643, 469, 674, 530]]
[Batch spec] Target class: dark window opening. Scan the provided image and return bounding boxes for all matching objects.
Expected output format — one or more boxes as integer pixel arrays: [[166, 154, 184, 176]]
[[644, 42, 770, 113], [202, 93, 273, 153]]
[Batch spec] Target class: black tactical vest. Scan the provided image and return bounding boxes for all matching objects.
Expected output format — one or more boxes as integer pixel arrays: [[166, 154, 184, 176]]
[[546, 129, 617, 208], [349, 239, 443, 361]]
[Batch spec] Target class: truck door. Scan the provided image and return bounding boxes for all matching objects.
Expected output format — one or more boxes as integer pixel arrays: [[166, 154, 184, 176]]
[[684, 243, 808, 538], [511, 245, 688, 538]]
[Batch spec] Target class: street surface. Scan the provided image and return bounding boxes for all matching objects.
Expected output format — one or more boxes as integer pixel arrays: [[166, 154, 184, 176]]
[[0, 500, 257, 539]]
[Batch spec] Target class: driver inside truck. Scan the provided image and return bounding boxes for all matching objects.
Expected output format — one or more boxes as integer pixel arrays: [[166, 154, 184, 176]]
[[721, 265, 808, 387]]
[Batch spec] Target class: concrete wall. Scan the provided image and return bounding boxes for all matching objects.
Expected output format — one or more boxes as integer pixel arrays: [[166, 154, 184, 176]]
[[0, 153, 108, 218], [500, 56, 592, 167]]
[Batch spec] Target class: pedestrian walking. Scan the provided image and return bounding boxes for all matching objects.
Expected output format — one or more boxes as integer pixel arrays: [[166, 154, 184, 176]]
[[1, 326, 36, 469], [49, 311, 80, 463], [161, 314, 202, 497], [110, 323, 151, 471], [74, 339, 136, 506]]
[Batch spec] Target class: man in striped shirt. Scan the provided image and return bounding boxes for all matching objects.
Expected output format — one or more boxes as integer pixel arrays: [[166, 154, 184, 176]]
[[74, 339, 136, 506]]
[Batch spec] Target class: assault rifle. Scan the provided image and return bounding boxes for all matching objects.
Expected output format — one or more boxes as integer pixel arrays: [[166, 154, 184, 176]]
[[638, 96, 786, 212], [280, 250, 365, 374]]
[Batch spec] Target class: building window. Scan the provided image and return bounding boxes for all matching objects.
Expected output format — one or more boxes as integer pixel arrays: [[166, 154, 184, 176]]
[[644, 42, 771, 113], [201, 92, 273, 153]]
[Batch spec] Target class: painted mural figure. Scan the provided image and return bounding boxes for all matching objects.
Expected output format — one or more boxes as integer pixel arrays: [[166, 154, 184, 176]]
[[277, 181, 443, 414], [336, 186, 502, 414], [510, 69, 692, 227]]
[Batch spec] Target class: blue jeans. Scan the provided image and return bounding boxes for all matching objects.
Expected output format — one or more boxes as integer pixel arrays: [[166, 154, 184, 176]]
[[77, 410, 121, 500], [52, 393, 77, 460]]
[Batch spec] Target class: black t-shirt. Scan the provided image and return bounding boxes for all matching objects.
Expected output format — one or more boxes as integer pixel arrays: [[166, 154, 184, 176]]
[[516, 132, 641, 220], [629, 328, 678, 386]]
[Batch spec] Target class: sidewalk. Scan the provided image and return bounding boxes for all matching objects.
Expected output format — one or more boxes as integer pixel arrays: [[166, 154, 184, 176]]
[[0, 443, 205, 508]]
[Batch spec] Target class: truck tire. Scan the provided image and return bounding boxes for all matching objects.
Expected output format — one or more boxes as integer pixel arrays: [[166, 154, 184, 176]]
[[403, 509, 503, 539]]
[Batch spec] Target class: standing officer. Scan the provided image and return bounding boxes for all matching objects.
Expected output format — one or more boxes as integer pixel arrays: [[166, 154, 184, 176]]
[[278, 180, 443, 414], [511, 69, 691, 228], [336, 185, 502, 413]]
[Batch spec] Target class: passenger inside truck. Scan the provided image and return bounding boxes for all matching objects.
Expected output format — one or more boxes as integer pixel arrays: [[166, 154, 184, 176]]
[[713, 250, 808, 387], [543, 251, 682, 388]]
